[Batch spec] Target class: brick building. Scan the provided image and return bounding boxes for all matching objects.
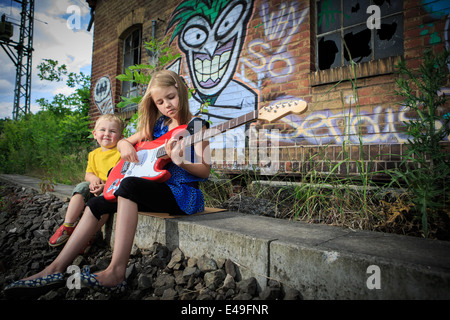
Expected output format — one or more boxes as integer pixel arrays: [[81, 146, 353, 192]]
[[85, 0, 449, 178]]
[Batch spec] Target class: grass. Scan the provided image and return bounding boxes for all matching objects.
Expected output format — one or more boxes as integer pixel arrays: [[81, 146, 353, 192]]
[[201, 48, 450, 241], [202, 167, 449, 240]]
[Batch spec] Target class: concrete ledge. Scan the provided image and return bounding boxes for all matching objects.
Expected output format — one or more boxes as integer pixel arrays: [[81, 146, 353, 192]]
[[2, 174, 450, 299], [105, 211, 450, 299]]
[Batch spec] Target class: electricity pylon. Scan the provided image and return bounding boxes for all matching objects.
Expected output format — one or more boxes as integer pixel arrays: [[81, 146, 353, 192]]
[[0, 0, 34, 119]]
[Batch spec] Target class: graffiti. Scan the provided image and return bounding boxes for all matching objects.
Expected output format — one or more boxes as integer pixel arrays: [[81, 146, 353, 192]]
[[420, 23, 441, 45], [278, 105, 411, 145], [167, 0, 258, 149], [93, 76, 114, 114], [167, 0, 257, 121], [421, 0, 450, 19], [269, 99, 449, 145], [241, 1, 308, 83], [162, 0, 449, 153]]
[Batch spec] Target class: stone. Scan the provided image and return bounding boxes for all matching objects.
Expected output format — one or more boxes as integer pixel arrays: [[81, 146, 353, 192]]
[[237, 277, 258, 296], [204, 269, 226, 290], [161, 288, 177, 300], [153, 273, 175, 296], [223, 274, 236, 290], [284, 288, 303, 300], [137, 273, 152, 290], [197, 255, 217, 273], [182, 266, 200, 281], [0, 180, 301, 301], [167, 247, 184, 269], [259, 286, 281, 300], [224, 259, 237, 279]]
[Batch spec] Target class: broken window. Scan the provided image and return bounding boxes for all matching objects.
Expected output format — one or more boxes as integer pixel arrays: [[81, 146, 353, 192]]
[[316, 0, 403, 70], [121, 27, 142, 111]]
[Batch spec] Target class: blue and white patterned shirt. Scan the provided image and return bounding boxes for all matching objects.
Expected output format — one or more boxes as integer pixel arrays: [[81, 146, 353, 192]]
[[153, 116, 208, 215]]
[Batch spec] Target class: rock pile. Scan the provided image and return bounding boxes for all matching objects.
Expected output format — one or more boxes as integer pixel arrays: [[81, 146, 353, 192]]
[[0, 181, 301, 300]]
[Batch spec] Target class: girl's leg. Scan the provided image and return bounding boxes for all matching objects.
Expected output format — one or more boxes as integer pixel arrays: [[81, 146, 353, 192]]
[[91, 196, 138, 287], [24, 207, 107, 280]]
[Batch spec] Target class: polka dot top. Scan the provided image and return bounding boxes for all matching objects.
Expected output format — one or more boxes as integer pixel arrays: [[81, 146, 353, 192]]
[[153, 116, 208, 215]]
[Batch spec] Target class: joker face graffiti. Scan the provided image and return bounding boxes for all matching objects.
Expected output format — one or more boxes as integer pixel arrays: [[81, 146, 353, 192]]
[[169, 0, 254, 100]]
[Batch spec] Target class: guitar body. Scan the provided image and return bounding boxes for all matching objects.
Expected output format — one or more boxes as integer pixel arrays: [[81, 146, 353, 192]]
[[104, 125, 187, 201]]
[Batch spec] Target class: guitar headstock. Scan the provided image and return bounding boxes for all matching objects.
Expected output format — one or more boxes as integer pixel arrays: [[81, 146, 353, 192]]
[[257, 99, 307, 122]]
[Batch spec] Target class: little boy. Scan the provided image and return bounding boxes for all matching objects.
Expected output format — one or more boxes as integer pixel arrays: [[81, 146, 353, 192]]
[[49, 114, 124, 247]]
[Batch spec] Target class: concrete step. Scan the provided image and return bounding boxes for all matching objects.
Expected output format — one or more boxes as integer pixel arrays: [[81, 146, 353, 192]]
[[1, 174, 449, 299]]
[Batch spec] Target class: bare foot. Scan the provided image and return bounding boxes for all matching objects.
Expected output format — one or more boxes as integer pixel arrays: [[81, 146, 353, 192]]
[[91, 269, 125, 288]]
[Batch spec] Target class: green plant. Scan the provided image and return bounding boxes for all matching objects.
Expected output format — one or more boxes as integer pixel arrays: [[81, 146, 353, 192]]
[[392, 49, 450, 237], [0, 59, 92, 183], [116, 36, 181, 111]]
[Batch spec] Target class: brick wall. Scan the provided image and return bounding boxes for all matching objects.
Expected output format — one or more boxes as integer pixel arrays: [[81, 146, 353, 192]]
[[87, 0, 450, 178]]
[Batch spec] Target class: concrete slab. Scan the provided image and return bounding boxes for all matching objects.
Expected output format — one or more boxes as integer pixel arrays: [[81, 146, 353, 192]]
[[2, 173, 450, 299], [0, 173, 74, 200]]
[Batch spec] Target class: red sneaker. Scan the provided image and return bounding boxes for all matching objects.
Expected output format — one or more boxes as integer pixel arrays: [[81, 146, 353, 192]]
[[49, 224, 75, 247]]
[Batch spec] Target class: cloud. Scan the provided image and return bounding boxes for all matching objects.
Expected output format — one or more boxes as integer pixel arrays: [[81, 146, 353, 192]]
[[0, 79, 14, 96], [0, 0, 93, 118]]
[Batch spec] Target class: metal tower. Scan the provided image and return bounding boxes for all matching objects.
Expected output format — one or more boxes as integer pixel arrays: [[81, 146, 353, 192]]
[[0, 0, 34, 119]]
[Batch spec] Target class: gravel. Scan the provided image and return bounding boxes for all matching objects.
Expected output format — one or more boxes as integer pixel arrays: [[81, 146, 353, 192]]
[[0, 180, 301, 300]]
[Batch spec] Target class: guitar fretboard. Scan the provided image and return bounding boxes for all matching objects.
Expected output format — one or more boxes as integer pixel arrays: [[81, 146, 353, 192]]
[[156, 109, 259, 159], [155, 99, 305, 159], [187, 109, 258, 146]]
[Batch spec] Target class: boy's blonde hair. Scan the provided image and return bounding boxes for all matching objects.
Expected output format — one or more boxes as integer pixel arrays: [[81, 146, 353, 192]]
[[138, 70, 191, 140], [94, 113, 125, 133]]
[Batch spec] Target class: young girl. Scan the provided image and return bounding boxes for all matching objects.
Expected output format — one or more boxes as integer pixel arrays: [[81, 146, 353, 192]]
[[4, 70, 210, 296]]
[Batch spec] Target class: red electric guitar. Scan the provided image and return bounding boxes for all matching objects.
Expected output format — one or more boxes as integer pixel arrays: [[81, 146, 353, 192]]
[[104, 99, 307, 201]]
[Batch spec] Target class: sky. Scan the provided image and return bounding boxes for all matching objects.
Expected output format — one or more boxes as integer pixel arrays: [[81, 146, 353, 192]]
[[0, 0, 93, 119]]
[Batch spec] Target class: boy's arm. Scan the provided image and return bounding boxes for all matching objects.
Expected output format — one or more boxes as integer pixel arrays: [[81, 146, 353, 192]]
[[85, 172, 104, 196]]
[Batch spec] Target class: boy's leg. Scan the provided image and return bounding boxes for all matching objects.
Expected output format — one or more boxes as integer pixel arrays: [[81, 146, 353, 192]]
[[49, 182, 91, 246]]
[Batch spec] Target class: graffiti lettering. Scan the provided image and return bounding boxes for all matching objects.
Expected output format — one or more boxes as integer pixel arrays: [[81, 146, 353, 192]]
[[273, 103, 449, 145], [277, 105, 410, 144], [242, 2, 308, 83]]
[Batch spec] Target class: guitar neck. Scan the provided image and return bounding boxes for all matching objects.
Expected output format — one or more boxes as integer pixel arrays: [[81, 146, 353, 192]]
[[189, 109, 258, 146], [154, 110, 257, 159], [156, 99, 307, 158]]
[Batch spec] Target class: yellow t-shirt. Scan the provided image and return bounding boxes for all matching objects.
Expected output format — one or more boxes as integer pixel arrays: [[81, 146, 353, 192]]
[[85, 147, 121, 182]]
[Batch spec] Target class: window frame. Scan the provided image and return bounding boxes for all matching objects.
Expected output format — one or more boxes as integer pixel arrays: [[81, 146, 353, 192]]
[[313, 0, 404, 84], [120, 27, 142, 112]]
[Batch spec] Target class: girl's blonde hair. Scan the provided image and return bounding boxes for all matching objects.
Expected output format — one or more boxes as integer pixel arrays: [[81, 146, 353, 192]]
[[137, 70, 191, 140]]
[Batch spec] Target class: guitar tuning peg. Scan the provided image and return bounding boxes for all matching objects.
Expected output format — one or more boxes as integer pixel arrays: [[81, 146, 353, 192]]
[[276, 104, 280, 108], [288, 103, 291, 107]]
